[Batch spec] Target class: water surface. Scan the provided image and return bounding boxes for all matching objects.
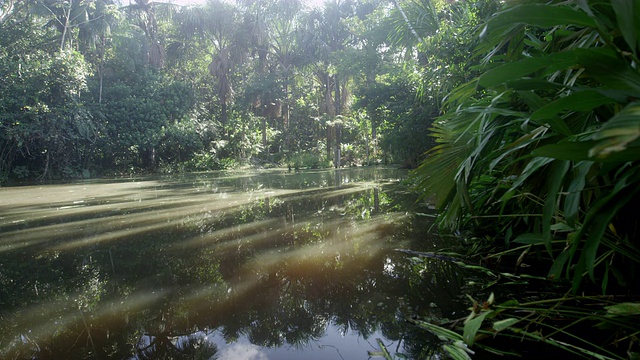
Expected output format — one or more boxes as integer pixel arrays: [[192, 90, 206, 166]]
[[0, 168, 470, 359]]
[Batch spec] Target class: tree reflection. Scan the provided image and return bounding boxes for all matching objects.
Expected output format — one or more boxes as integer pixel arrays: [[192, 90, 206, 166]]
[[136, 333, 217, 360], [0, 168, 470, 359]]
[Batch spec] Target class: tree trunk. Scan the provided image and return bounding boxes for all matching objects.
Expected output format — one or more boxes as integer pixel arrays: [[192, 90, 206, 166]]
[[333, 75, 341, 168], [326, 124, 332, 161], [98, 34, 106, 103], [220, 95, 228, 138], [60, 4, 71, 50], [334, 126, 341, 168], [283, 75, 290, 152], [261, 116, 267, 155], [40, 151, 50, 180], [364, 124, 370, 165], [372, 120, 377, 163]]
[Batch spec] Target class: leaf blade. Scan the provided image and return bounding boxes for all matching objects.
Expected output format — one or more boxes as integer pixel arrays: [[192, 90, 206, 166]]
[[463, 311, 492, 347]]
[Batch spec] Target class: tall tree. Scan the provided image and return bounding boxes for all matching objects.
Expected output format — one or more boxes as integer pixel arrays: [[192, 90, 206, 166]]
[[301, 0, 357, 167], [77, 0, 119, 103], [267, 0, 302, 139], [123, 0, 176, 68], [178, 1, 245, 133]]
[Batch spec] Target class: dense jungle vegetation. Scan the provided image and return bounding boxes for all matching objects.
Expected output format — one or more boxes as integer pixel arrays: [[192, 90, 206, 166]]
[[2, 0, 640, 358], [0, 0, 452, 180]]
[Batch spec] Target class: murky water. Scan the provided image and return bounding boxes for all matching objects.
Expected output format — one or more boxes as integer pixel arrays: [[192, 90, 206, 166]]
[[0, 168, 472, 359]]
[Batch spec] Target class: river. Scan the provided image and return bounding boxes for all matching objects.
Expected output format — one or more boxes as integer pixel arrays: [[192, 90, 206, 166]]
[[0, 167, 473, 359]]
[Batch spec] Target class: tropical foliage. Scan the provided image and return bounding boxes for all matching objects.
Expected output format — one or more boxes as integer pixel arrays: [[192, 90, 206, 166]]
[[3, 0, 484, 183], [1, 0, 436, 182], [416, 0, 640, 292], [3, 0, 640, 356], [412, 0, 640, 357]]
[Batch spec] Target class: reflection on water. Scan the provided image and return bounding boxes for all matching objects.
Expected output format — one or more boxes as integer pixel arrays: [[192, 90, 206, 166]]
[[0, 168, 471, 359]]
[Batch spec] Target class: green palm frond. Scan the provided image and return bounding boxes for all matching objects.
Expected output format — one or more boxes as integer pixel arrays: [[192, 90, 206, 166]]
[[413, 0, 640, 292]]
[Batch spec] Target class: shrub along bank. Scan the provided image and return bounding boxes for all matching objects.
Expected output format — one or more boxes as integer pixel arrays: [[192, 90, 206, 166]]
[[411, 0, 640, 358]]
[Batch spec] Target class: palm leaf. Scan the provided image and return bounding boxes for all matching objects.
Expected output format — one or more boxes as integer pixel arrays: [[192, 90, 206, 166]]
[[484, 3, 597, 32]]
